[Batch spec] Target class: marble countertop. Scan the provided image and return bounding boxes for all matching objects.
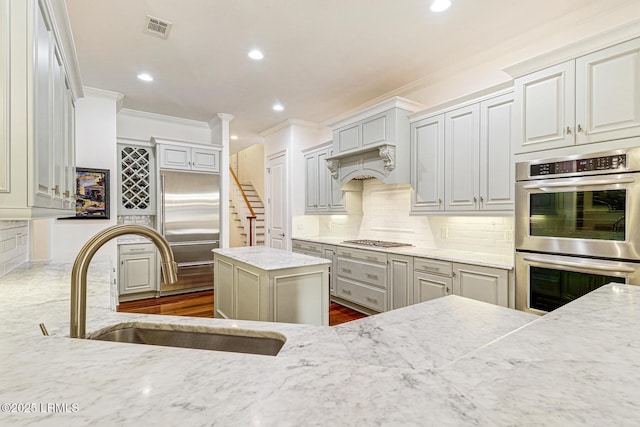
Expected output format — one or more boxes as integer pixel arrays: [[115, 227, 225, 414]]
[[213, 246, 330, 271], [1, 260, 639, 425], [291, 236, 514, 269]]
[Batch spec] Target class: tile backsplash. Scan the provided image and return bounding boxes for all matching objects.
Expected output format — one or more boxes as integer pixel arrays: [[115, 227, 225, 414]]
[[296, 179, 514, 257], [0, 221, 29, 277]]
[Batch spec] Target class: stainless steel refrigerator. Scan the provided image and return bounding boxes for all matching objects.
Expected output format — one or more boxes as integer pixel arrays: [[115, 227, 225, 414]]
[[159, 170, 220, 295]]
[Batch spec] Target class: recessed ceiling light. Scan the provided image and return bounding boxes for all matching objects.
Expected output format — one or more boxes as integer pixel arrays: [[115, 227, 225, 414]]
[[230, 135, 239, 140], [137, 73, 154, 82], [248, 49, 264, 60], [273, 103, 284, 112], [430, 0, 451, 12]]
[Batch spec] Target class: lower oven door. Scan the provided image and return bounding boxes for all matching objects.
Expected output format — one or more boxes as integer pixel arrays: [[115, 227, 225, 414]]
[[515, 251, 640, 314]]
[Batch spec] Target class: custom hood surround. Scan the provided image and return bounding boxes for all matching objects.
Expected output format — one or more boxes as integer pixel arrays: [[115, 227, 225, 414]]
[[327, 97, 424, 186]]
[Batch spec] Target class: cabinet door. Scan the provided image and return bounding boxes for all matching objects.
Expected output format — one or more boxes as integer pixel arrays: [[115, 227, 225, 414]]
[[304, 152, 318, 212], [119, 248, 157, 295], [389, 254, 413, 309], [159, 145, 191, 170], [453, 263, 508, 307], [191, 148, 219, 172], [214, 258, 234, 319], [0, 1, 8, 193], [410, 114, 445, 212], [513, 61, 575, 153], [413, 271, 452, 303], [235, 266, 263, 321], [335, 123, 360, 153], [316, 150, 330, 211], [480, 93, 514, 211], [445, 104, 480, 211], [322, 246, 337, 296], [33, 5, 54, 207], [575, 38, 640, 145]]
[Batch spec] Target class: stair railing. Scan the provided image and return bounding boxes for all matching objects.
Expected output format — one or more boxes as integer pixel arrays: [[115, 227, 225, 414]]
[[229, 168, 257, 246]]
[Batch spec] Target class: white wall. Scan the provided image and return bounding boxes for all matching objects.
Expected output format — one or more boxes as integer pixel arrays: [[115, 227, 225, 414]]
[[44, 88, 121, 263]]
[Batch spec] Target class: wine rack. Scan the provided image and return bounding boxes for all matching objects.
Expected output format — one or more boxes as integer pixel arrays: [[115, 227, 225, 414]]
[[118, 145, 155, 214]]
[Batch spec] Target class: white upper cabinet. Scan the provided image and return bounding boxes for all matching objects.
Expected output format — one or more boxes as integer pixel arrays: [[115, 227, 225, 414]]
[[575, 38, 640, 145], [445, 104, 480, 211], [157, 143, 220, 173], [513, 37, 640, 154], [513, 62, 575, 153], [0, 0, 81, 219], [410, 114, 445, 212], [410, 89, 514, 214], [479, 93, 515, 211], [304, 145, 358, 215]]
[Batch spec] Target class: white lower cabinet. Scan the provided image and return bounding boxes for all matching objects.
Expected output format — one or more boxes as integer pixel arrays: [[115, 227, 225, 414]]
[[118, 244, 157, 295], [335, 247, 388, 312], [214, 253, 329, 326], [388, 254, 413, 309], [453, 263, 509, 307], [413, 257, 453, 303]]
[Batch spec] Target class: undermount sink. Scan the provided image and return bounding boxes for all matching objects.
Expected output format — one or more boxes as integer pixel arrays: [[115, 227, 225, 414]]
[[88, 323, 286, 356]]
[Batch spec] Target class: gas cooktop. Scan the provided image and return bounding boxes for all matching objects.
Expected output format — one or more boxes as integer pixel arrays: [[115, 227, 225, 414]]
[[341, 239, 412, 248]]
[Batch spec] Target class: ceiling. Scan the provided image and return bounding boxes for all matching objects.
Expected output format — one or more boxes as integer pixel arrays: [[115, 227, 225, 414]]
[[65, 0, 637, 152]]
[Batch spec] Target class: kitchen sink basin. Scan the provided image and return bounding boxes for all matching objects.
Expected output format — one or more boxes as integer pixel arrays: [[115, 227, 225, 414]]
[[89, 323, 286, 356]]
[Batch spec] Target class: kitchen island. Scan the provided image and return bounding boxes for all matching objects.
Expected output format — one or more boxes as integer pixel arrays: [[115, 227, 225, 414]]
[[213, 246, 331, 325], [1, 260, 639, 426]]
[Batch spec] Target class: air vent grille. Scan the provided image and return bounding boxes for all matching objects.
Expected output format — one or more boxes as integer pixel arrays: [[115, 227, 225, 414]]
[[144, 15, 172, 39]]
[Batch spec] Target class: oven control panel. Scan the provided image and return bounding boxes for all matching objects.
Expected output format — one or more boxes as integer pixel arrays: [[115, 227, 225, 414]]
[[530, 154, 627, 177]]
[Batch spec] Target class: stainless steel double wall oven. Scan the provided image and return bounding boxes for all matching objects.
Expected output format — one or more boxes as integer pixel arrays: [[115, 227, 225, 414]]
[[515, 148, 640, 314]]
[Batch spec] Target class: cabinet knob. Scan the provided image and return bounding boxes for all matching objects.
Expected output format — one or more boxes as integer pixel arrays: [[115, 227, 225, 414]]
[[480, 196, 484, 203], [473, 196, 477, 203], [446, 287, 450, 294], [438, 199, 442, 205], [565, 126, 572, 135]]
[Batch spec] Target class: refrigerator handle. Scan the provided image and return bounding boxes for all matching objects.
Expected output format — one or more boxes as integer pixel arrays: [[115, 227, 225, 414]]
[[160, 174, 166, 236]]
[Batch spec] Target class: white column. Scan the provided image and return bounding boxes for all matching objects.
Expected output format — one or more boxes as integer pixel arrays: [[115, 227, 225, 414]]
[[210, 113, 234, 249]]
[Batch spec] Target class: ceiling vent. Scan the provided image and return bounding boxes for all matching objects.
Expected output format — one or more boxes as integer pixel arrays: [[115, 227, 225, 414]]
[[144, 15, 172, 39]]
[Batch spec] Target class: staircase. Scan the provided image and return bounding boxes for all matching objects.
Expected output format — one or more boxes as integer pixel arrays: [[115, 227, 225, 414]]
[[230, 182, 265, 246]]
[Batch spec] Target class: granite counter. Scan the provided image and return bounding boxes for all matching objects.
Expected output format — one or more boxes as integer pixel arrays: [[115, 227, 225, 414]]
[[1, 260, 639, 426]]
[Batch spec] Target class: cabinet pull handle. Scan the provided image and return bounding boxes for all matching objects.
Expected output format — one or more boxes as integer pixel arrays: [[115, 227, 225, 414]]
[[446, 287, 450, 294], [480, 196, 484, 203], [64, 190, 70, 198], [438, 199, 442, 205], [366, 273, 378, 280], [473, 196, 477, 203], [577, 124, 584, 133], [366, 256, 377, 261], [342, 268, 352, 274], [342, 289, 352, 295], [366, 297, 378, 304], [565, 126, 572, 135]]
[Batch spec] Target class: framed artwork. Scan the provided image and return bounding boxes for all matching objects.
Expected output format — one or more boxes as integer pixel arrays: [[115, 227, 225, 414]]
[[73, 168, 110, 219]]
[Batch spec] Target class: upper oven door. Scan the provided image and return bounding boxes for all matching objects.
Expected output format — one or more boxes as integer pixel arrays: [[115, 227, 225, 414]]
[[515, 172, 640, 260]]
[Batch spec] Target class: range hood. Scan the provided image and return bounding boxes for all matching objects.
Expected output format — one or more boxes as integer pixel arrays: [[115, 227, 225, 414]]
[[326, 97, 424, 186]]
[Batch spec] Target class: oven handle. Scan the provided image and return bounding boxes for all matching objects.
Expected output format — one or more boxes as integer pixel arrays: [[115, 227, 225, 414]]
[[523, 177, 634, 190], [523, 256, 636, 273]]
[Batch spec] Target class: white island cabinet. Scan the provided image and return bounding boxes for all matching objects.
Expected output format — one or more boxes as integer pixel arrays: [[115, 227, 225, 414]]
[[213, 246, 330, 326]]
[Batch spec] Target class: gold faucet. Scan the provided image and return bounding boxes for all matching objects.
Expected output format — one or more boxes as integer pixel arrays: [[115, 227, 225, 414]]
[[70, 225, 179, 338]]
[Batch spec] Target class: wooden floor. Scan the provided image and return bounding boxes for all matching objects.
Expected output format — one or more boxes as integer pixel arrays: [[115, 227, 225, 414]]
[[117, 290, 368, 326]]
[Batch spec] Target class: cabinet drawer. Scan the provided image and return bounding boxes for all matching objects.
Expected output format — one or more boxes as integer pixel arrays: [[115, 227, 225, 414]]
[[292, 240, 322, 255], [337, 247, 387, 264], [119, 243, 154, 255], [336, 277, 386, 312], [337, 258, 387, 289], [413, 257, 452, 276]]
